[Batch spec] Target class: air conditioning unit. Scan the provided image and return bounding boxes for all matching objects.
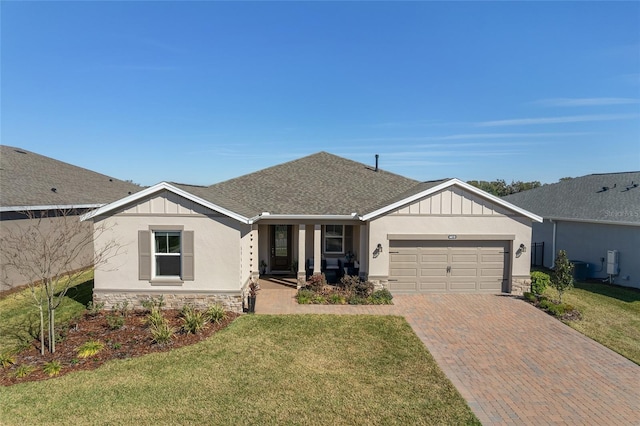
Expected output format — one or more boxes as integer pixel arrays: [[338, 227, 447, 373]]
[[606, 250, 619, 275]]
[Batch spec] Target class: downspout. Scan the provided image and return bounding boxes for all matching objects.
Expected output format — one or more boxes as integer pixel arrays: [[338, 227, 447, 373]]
[[551, 220, 557, 268]]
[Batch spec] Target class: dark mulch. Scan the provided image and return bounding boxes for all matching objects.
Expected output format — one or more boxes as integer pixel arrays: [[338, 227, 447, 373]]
[[1, 309, 239, 386]]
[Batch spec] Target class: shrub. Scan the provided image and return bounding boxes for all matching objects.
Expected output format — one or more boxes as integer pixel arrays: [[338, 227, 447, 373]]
[[181, 305, 207, 334], [206, 304, 227, 324], [0, 351, 16, 368], [538, 298, 552, 310], [551, 250, 574, 303], [141, 296, 165, 312], [354, 280, 374, 298], [523, 292, 537, 303], [311, 294, 327, 304], [369, 289, 393, 305], [305, 274, 327, 292], [150, 320, 175, 345], [347, 295, 366, 305], [106, 313, 125, 330], [546, 303, 567, 317], [77, 340, 104, 358], [146, 309, 165, 329], [14, 364, 35, 378], [328, 293, 346, 304], [338, 275, 361, 292], [530, 271, 550, 296], [43, 360, 62, 377], [296, 289, 314, 304], [86, 301, 105, 316]]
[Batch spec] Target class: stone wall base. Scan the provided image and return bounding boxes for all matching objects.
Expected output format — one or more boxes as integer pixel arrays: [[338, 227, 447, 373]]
[[511, 277, 532, 296], [367, 276, 387, 291], [94, 291, 243, 313]]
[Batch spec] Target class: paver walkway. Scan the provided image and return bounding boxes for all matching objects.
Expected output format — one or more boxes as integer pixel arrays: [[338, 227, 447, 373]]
[[256, 284, 640, 425]]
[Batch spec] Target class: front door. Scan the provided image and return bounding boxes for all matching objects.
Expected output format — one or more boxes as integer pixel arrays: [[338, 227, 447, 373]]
[[271, 225, 292, 272]]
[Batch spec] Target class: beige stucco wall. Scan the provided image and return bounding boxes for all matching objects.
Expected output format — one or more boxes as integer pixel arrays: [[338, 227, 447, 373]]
[[92, 191, 251, 296], [1, 211, 94, 290], [368, 188, 534, 288]]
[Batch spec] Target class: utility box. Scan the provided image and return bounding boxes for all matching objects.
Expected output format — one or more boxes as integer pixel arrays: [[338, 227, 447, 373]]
[[606, 250, 619, 275]]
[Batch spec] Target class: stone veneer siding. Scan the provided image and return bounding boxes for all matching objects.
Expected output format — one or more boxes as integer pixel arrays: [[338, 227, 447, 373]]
[[94, 291, 243, 313], [510, 276, 532, 296]]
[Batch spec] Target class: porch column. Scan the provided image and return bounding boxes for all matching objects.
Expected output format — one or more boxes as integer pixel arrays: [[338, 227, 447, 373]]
[[313, 224, 322, 275], [251, 224, 260, 282], [297, 224, 306, 288], [359, 224, 367, 279]]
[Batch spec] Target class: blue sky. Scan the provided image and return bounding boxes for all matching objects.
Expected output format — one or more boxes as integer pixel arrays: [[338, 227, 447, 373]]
[[2, 2, 639, 186]]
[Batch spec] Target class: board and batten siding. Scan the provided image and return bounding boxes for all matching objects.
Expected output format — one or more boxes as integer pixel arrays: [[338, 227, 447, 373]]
[[391, 187, 510, 216], [92, 190, 251, 296]]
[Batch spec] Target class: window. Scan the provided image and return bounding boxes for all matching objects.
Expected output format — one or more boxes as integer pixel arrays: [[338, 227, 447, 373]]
[[324, 225, 344, 253], [154, 231, 181, 277]]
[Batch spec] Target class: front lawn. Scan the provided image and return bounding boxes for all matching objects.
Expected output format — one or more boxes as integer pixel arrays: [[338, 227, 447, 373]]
[[544, 281, 640, 365], [0, 315, 479, 425]]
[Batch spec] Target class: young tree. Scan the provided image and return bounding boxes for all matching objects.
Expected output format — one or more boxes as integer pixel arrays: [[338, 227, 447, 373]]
[[1, 209, 121, 354], [551, 250, 574, 303]]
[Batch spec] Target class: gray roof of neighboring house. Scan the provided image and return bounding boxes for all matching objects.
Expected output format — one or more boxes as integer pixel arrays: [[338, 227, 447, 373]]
[[174, 152, 423, 217], [0, 145, 142, 210], [503, 171, 640, 225]]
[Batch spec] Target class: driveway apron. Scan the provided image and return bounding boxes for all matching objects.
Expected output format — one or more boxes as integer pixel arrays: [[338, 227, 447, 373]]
[[257, 287, 640, 425]]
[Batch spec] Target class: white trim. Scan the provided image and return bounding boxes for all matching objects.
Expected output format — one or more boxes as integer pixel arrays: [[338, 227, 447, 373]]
[[250, 213, 360, 223], [79, 182, 251, 224], [544, 216, 640, 227], [359, 179, 543, 222], [1, 204, 104, 213]]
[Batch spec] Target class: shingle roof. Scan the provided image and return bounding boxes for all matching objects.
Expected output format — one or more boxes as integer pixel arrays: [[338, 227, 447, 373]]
[[503, 172, 640, 225], [175, 152, 421, 217], [0, 145, 142, 210]]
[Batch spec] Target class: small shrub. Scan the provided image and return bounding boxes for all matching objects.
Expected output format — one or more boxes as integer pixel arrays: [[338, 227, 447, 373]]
[[181, 305, 207, 334], [338, 275, 361, 292], [0, 351, 16, 368], [150, 320, 175, 345], [14, 364, 35, 378], [305, 274, 327, 292], [311, 294, 327, 304], [369, 289, 393, 304], [43, 360, 62, 377], [530, 271, 550, 296], [354, 280, 374, 298], [546, 303, 567, 317], [328, 293, 346, 304], [523, 292, 537, 303], [77, 340, 104, 358], [206, 304, 227, 324], [114, 301, 131, 318], [86, 301, 105, 316], [146, 309, 165, 329], [106, 313, 125, 330], [538, 298, 553, 310], [296, 289, 314, 304], [347, 295, 366, 305], [141, 296, 165, 312]]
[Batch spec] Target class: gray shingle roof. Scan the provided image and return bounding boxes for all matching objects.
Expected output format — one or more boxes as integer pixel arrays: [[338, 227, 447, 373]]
[[175, 152, 422, 217], [503, 172, 640, 225], [1, 145, 143, 209]]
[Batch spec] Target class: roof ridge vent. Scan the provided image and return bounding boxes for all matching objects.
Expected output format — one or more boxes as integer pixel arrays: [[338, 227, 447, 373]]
[[597, 186, 609, 193], [622, 181, 638, 192]]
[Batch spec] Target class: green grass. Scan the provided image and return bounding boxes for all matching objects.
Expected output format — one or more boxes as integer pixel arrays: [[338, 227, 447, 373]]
[[0, 271, 93, 353], [544, 281, 640, 365], [0, 315, 479, 425]]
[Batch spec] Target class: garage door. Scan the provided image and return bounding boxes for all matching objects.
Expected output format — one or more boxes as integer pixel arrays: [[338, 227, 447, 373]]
[[388, 240, 509, 293]]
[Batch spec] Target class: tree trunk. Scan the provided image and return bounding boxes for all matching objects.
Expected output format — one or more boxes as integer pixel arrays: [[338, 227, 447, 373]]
[[49, 307, 56, 353], [39, 305, 45, 356]]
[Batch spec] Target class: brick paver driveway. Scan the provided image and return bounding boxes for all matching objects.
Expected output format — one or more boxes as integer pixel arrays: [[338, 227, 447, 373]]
[[258, 286, 640, 425]]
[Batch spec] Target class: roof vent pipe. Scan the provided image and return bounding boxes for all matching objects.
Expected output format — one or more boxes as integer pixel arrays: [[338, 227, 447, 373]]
[[375, 154, 379, 172]]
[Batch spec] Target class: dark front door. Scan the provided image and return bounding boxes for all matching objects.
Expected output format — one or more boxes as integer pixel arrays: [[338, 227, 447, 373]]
[[271, 225, 292, 272]]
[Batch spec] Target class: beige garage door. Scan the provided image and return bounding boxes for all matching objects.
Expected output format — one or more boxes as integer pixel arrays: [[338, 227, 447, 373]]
[[388, 240, 509, 293]]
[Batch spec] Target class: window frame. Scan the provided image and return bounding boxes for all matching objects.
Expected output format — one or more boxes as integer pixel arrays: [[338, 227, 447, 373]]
[[153, 230, 182, 279], [324, 224, 345, 254]]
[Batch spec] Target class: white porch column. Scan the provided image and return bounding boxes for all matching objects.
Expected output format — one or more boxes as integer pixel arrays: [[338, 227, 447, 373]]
[[297, 224, 306, 287], [251, 224, 260, 282], [313, 224, 322, 275], [359, 224, 368, 278]]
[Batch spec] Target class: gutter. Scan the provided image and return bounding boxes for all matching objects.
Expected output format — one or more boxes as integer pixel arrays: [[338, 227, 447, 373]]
[[249, 212, 361, 224], [1, 204, 104, 213]]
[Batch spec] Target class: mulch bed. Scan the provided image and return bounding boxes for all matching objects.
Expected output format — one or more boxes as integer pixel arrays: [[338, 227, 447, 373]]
[[1, 309, 240, 386]]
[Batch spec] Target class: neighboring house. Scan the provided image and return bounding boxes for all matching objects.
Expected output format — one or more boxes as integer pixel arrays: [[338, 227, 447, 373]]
[[0, 145, 141, 290], [504, 172, 640, 289], [81, 152, 541, 312]]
